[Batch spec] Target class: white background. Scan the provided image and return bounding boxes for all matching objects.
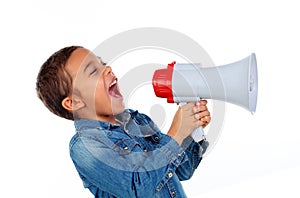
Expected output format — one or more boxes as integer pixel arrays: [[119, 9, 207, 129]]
[[1, 0, 300, 197]]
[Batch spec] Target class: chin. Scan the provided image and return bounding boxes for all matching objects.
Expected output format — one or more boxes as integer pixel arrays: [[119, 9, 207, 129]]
[[112, 103, 125, 115]]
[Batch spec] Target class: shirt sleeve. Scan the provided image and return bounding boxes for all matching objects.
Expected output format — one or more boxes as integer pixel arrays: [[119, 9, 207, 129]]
[[175, 137, 209, 181], [70, 132, 185, 197], [137, 111, 209, 181]]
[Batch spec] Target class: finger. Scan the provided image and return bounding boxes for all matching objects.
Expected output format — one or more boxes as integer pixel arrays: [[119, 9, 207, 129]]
[[199, 110, 210, 119], [193, 104, 207, 113], [194, 111, 210, 121], [199, 100, 207, 106], [194, 111, 205, 120], [194, 119, 205, 127], [181, 102, 195, 111], [201, 115, 211, 123], [196, 100, 207, 106], [202, 116, 211, 127], [194, 113, 201, 120], [201, 118, 210, 128], [200, 105, 207, 112], [202, 122, 208, 128], [194, 101, 209, 112]]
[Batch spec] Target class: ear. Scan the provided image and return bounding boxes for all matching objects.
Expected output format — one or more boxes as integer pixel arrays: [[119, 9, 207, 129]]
[[62, 96, 85, 112]]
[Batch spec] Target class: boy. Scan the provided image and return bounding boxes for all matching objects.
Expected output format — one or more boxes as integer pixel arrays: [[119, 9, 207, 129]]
[[36, 46, 211, 198]]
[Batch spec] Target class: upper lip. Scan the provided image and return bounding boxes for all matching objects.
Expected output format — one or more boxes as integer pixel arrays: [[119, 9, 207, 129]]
[[109, 77, 118, 88]]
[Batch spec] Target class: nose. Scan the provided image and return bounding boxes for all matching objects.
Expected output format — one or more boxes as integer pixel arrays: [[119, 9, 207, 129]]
[[103, 66, 114, 76]]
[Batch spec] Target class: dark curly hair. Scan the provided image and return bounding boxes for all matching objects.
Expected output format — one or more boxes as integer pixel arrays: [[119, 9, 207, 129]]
[[36, 46, 83, 120]]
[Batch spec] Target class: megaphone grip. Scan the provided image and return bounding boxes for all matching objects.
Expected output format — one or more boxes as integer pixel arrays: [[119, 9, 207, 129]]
[[190, 126, 205, 142]]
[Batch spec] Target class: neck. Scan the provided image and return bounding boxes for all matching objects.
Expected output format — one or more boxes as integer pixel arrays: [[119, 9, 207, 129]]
[[97, 114, 117, 124], [76, 110, 117, 124]]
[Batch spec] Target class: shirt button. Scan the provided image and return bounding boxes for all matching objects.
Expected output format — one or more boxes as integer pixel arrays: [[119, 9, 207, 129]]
[[168, 172, 173, 178], [123, 146, 128, 150], [178, 153, 182, 157], [143, 149, 147, 152], [171, 191, 176, 196]]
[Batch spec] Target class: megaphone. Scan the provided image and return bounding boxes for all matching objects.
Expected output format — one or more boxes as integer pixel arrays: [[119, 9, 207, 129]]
[[152, 53, 258, 141]]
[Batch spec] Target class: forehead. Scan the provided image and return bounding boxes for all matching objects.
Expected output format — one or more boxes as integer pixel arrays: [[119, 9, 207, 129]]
[[65, 48, 95, 77]]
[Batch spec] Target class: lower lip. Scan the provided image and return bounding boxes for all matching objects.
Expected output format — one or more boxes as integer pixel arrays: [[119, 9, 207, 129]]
[[110, 93, 124, 106], [110, 94, 123, 100]]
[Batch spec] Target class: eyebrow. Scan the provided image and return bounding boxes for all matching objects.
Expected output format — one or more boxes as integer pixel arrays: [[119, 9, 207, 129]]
[[97, 56, 107, 65]]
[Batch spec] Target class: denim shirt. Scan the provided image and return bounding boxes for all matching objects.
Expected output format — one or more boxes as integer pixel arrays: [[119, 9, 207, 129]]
[[69, 109, 208, 198]]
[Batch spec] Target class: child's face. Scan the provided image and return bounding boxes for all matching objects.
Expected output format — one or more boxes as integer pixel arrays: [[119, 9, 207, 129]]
[[65, 48, 124, 122]]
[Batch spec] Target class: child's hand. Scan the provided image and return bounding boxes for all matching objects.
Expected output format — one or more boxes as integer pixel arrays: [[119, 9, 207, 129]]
[[167, 100, 211, 145], [194, 100, 211, 128]]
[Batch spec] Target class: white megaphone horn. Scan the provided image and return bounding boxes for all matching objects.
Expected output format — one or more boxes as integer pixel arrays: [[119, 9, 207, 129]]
[[152, 53, 258, 141]]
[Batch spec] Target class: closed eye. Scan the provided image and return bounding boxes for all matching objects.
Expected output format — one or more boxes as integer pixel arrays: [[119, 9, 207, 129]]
[[90, 68, 97, 76]]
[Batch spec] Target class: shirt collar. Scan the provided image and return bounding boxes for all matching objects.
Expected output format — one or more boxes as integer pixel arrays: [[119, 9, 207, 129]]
[[74, 118, 121, 131], [74, 109, 134, 131]]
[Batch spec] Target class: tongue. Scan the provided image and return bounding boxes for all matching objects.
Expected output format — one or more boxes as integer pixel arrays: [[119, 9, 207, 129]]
[[109, 85, 122, 98]]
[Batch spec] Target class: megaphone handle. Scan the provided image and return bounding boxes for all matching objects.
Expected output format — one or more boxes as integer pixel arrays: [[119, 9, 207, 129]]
[[191, 126, 205, 142], [179, 102, 206, 142]]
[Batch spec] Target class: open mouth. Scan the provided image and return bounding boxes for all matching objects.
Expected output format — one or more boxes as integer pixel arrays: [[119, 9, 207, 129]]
[[108, 78, 123, 98]]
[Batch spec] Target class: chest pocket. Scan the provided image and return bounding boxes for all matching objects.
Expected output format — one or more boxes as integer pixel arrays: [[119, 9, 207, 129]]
[[111, 138, 141, 156], [124, 117, 159, 138]]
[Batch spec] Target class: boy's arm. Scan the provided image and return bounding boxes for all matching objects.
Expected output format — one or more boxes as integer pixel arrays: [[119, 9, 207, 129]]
[[167, 101, 210, 180], [175, 137, 209, 180]]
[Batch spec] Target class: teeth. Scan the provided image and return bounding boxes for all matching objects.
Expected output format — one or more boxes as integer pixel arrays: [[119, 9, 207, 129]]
[[109, 79, 117, 88]]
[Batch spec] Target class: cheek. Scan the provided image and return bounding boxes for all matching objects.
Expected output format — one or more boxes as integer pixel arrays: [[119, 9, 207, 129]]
[[95, 81, 106, 96], [73, 80, 97, 103], [94, 82, 110, 104]]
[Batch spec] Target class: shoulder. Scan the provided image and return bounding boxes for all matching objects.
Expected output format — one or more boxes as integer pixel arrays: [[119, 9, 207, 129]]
[[125, 108, 165, 137], [69, 128, 113, 152], [126, 108, 153, 125]]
